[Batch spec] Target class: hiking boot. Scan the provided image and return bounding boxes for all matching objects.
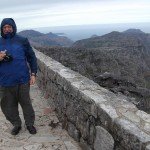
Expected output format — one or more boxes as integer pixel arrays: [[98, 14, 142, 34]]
[[27, 125, 37, 134], [11, 126, 21, 135]]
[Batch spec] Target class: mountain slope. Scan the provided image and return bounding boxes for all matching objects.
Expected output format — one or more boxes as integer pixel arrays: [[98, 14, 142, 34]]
[[72, 29, 150, 51], [18, 30, 73, 47]]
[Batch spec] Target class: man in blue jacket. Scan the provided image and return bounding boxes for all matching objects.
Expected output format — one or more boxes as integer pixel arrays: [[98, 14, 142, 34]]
[[0, 18, 37, 135]]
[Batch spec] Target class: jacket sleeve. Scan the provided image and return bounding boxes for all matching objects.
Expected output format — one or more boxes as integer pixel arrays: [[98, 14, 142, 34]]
[[24, 38, 37, 74]]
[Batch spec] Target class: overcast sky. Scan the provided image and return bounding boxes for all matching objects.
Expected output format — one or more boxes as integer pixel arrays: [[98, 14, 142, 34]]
[[0, 0, 150, 30]]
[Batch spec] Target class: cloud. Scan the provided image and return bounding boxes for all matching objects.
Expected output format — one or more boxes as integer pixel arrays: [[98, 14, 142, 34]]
[[0, 0, 150, 30]]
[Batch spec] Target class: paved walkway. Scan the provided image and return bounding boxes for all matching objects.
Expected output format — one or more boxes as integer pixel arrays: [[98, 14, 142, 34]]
[[0, 84, 81, 150]]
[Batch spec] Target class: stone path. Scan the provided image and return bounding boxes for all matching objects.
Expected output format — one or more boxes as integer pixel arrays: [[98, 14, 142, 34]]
[[0, 84, 81, 150]]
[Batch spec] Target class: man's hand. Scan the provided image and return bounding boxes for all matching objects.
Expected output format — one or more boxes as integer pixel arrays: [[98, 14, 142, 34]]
[[30, 76, 36, 85], [0, 51, 6, 61]]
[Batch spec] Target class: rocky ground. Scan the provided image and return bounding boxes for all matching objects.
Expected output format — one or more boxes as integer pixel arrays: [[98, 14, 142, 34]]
[[0, 84, 81, 150]]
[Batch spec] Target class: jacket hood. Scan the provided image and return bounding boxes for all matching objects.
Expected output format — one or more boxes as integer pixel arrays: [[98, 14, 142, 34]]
[[1, 18, 17, 38]]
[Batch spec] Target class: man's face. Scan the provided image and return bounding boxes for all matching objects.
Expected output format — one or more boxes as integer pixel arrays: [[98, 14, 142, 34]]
[[2, 24, 13, 34]]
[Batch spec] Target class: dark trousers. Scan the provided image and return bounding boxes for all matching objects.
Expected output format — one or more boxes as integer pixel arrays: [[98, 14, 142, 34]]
[[0, 82, 35, 127]]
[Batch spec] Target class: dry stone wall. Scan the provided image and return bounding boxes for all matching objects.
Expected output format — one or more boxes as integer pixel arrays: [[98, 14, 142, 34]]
[[35, 49, 150, 150]]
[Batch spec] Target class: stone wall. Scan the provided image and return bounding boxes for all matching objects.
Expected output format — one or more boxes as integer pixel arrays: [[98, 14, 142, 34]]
[[35, 49, 150, 150]]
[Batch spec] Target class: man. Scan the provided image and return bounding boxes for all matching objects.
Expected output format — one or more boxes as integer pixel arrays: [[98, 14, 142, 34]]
[[0, 18, 37, 135]]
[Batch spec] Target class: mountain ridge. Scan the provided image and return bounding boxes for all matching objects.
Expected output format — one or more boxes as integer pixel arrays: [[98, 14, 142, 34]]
[[18, 29, 73, 47], [72, 29, 149, 48]]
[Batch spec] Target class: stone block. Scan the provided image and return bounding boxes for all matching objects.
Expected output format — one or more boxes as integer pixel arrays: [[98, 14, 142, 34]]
[[94, 126, 114, 150]]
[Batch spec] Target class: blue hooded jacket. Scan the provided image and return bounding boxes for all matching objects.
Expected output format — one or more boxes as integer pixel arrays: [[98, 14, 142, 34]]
[[0, 18, 37, 86]]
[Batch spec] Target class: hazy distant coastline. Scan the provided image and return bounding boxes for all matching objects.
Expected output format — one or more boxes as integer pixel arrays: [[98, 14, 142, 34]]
[[19, 22, 150, 41]]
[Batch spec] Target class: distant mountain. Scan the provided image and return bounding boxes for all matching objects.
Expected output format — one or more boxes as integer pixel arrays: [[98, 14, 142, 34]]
[[55, 33, 66, 36], [72, 29, 150, 54], [18, 30, 73, 47], [91, 34, 98, 38], [122, 29, 150, 55], [18, 30, 43, 38], [123, 29, 145, 34], [45, 32, 58, 38]]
